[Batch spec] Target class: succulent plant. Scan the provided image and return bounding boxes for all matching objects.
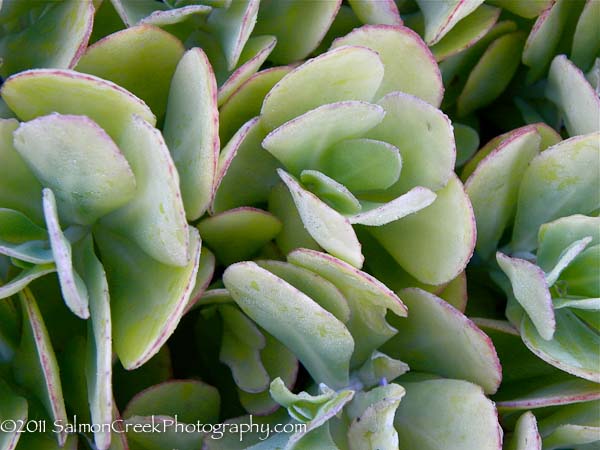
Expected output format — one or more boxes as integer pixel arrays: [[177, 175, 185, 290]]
[[0, 1, 598, 450]]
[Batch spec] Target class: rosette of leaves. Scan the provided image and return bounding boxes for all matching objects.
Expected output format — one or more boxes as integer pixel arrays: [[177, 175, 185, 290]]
[[463, 52, 600, 449], [0, 24, 229, 445], [211, 24, 477, 290]]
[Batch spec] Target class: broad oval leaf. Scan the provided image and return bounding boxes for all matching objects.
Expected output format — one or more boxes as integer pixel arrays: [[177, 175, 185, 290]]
[[382, 288, 502, 394], [123, 380, 220, 424], [287, 248, 407, 367], [1, 69, 156, 142], [75, 25, 184, 119], [348, 0, 402, 26], [415, 0, 485, 45], [0, 119, 43, 223], [511, 133, 600, 252], [256, 259, 350, 323], [197, 207, 282, 265], [102, 115, 190, 267], [300, 170, 362, 215], [331, 25, 443, 106], [212, 117, 281, 214], [14, 114, 136, 225], [571, 0, 600, 71], [395, 378, 502, 450], [262, 101, 386, 175], [0, 0, 93, 77], [522, 309, 600, 383], [254, 0, 342, 64], [260, 46, 384, 130], [163, 47, 219, 220], [465, 127, 541, 258], [546, 55, 600, 137], [94, 226, 201, 370], [430, 4, 500, 61], [278, 169, 363, 269], [222, 261, 354, 389], [365, 91, 455, 195], [370, 174, 476, 285], [318, 138, 401, 192]]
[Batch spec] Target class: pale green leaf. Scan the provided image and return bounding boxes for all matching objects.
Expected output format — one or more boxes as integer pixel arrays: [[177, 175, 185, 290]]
[[331, 25, 443, 106], [102, 115, 190, 267], [164, 47, 219, 220], [300, 170, 361, 215], [348, 0, 401, 26], [415, 0, 485, 45], [505, 412, 542, 450], [260, 46, 384, 130], [223, 262, 354, 389], [14, 114, 136, 225]]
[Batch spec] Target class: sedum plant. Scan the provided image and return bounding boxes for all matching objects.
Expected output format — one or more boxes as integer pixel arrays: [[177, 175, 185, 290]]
[[0, 1, 598, 450]]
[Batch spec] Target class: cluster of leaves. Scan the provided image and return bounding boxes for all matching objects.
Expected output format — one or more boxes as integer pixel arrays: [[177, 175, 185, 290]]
[[0, 1, 598, 450]]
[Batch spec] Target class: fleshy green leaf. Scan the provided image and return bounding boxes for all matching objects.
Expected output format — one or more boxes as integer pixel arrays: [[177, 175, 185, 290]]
[[218, 35, 277, 106], [347, 384, 405, 450], [511, 133, 600, 252], [254, 0, 342, 64], [278, 169, 364, 268], [223, 261, 354, 389], [454, 123, 480, 166], [212, 117, 281, 214], [522, 309, 600, 383], [349, 187, 437, 227], [94, 226, 201, 369], [0, 264, 55, 304], [260, 46, 384, 130], [395, 378, 502, 450], [537, 215, 600, 273], [139, 5, 211, 26], [370, 174, 476, 285], [0, 118, 43, 222], [207, 0, 259, 70], [14, 114, 136, 225], [559, 244, 600, 298], [268, 182, 321, 255], [300, 170, 362, 215], [522, 0, 576, 83], [123, 380, 220, 424], [256, 259, 350, 323], [197, 207, 281, 265], [219, 304, 268, 393], [13, 288, 69, 446], [430, 5, 500, 61], [505, 412, 542, 450], [457, 31, 525, 116], [348, 0, 402, 26], [287, 248, 406, 367], [486, 0, 551, 18], [42, 189, 89, 319], [262, 101, 385, 176], [356, 352, 409, 389], [546, 55, 600, 137], [164, 47, 219, 220], [75, 25, 184, 119], [382, 288, 502, 394], [0, 378, 27, 450], [465, 127, 541, 258], [0, 209, 52, 264], [0, 69, 156, 142], [318, 138, 401, 192], [219, 66, 291, 144], [102, 114, 190, 267], [0, 0, 93, 77], [331, 25, 443, 106], [545, 237, 592, 287], [497, 252, 555, 340], [365, 92, 455, 195], [73, 236, 112, 450], [415, 0, 485, 45], [571, 0, 600, 71]]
